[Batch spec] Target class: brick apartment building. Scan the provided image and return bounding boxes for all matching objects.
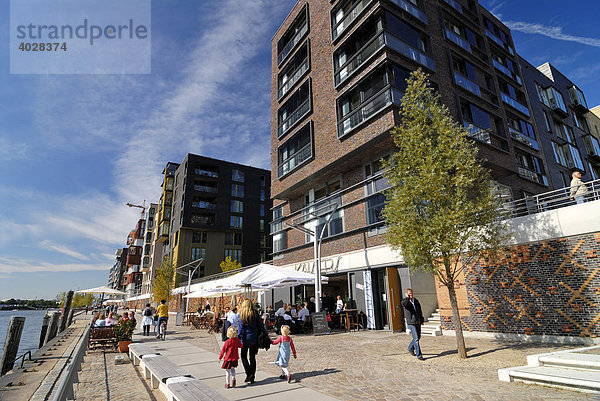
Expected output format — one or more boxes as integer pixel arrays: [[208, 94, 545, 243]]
[[267, 0, 561, 331], [156, 154, 272, 288], [519, 59, 600, 188]]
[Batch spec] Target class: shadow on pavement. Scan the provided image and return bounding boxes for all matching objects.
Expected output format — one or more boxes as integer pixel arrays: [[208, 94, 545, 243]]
[[292, 368, 341, 382]]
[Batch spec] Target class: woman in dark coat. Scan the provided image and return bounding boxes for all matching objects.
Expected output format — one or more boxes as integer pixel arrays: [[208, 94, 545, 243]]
[[237, 299, 266, 384]]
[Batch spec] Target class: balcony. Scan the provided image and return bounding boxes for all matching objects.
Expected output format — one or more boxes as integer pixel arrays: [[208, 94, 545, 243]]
[[277, 97, 311, 138], [509, 127, 539, 151], [518, 166, 548, 186], [332, 0, 374, 41], [192, 201, 217, 210], [501, 92, 530, 117], [388, 0, 427, 24], [569, 86, 588, 113], [584, 134, 600, 160], [278, 142, 313, 178], [445, 28, 471, 52], [492, 59, 521, 85], [194, 168, 218, 178], [454, 72, 481, 96], [337, 86, 403, 138], [194, 184, 218, 193], [464, 124, 491, 145], [278, 57, 309, 100], [486, 30, 514, 55], [384, 32, 436, 71], [335, 32, 385, 86], [278, 20, 308, 66]]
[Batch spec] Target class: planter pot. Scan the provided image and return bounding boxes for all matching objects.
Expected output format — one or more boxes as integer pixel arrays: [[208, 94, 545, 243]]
[[117, 340, 132, 353]]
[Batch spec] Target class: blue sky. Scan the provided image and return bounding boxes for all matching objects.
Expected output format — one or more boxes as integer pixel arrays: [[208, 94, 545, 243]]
[[0, 0, 598, 300]]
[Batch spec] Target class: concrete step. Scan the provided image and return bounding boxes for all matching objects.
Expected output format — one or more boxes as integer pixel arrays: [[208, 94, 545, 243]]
[[539, 353, 600, 370], [498, 365, 600, 393]]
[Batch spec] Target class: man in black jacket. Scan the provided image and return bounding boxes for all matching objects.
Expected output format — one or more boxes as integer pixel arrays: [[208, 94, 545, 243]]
[[402, 288, 425, 360]]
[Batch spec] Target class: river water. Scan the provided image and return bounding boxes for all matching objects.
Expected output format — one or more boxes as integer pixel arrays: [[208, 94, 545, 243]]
[[0, 309, 54, 362]]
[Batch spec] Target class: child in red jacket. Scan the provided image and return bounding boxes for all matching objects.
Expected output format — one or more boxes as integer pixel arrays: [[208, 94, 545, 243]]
[[218, 326, 243, 388]]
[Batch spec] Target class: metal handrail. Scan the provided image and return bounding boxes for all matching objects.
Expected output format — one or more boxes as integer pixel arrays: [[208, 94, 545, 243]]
[[1, 350, 32, 375], [52, 324, 91, 401], [499, 178, 600, 218]]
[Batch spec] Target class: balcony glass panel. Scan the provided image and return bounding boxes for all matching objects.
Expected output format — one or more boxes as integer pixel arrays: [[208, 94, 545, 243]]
[[569, 86, 588, 109], [384, 32, 436, 71], [501, 92, 530, 117], [584, 135, 600, 158], [464, 123, 491, 145], [454, 71, 481, 96], [444, 0, 463, 12], [332, 0, 374, 41], [192, 201, 217, 210], [194, 168, 218, 178], [278, 142, 312, 178], [445, 28, 471, 52], [492, 59, 512, 77], [337, 86, 403, 138], [388, 0, 427, 24], [278, 21, 308, 66], [194, 184, 218, 193], [518, 167, 548, 186], [509, 127, 539, 150], [485, 29, 504, 47], [278, 57, 309, 100], [335, 32, 385, 86], [277, 98, 311, 138]]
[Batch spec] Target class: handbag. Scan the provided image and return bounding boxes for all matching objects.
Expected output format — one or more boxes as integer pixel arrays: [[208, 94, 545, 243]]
[[258, 328, 270, 351]]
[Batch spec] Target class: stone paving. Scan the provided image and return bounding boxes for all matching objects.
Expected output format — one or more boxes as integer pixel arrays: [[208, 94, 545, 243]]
[[162, 320, 595, 401]]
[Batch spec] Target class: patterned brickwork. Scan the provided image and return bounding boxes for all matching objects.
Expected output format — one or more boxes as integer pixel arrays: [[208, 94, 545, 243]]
[[438, 232, 600, 338]]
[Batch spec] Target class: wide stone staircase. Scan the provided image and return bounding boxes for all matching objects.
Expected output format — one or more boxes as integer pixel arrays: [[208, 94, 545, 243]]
[[498, 345, 600, 393], [406, 309, 442, 336]]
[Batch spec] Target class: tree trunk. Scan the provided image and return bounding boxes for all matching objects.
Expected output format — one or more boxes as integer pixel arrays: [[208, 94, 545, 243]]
[[445, 262, 467, 359]]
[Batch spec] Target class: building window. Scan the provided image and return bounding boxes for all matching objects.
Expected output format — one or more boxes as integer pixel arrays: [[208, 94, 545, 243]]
[[191, 247, 202, 261], [260, 204, 265, 216], [231, 200, 244, 213], [224, 249, 242, 264], [260, 235, 267, 248], [365, 157, 390, 232], [192, 197, 217, 210], [231, 184, 244, 198], [232, 169, 245, 182], [260, 175, 266, 187], [552, 142, 585, 171], [573, 113, 589, 132], [260, 189, 265, 201], [554, 121, 575, 143], [260, 219, 265, 231], [278, 79, 312, 138], [260, 251, 267, 262], [515, 150, 548, 185], [225, 232, 243, 246], [192, 231, 207, 244], [278, 122, 313, 178], [277, 5, 308, 66], [542, 111, 552, 132], [191, 214, 215, 226], [230, 215, 243, 229], [507, 115, 539, 150], [535, 83, 567, 114], [273, 232, 287, 253], [194, 165, 218, 178]]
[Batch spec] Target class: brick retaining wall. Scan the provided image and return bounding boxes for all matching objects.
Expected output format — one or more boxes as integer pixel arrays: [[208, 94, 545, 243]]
[[438, 232, 600, 338]]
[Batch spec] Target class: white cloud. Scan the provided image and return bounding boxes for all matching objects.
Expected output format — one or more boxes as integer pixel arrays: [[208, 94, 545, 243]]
[[40, 240, 90, 260], [0, 257, 109, 274], [505, 21, 600, 48], [0, 137, 30, 162]]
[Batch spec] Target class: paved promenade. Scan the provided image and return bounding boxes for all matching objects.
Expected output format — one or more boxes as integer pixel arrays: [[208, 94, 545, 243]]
[[68, 311, 597, 400]]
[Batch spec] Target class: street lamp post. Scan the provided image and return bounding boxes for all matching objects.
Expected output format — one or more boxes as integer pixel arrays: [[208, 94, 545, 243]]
[[285, 203, 338, 313], [175, 258, 205, 312]]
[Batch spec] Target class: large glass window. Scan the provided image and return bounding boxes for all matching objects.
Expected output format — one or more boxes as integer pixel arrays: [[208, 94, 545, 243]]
[[278, 122, 312, 178], [191, 214, 215, 226], [224, 249, 242, 264], [192, 231, 207, 244], [231, 200, 244, 213], [365, 157, 390, 227], [230, 216, 243, 229], [278, 80, 311, 138], [232, 169, 245, 182], [225, 232, 243, 246], [231, 184, 244, 198], [552, 142, 585, 170]]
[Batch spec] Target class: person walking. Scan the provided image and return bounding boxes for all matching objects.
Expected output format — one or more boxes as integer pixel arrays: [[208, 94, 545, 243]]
[[141, 303, 154, 336], [271, 325, 297, 383], [570, 170, 589, 204], [402, 288, 425, 361], [218, 327, 243, 388], [237, 299, 266, 384]]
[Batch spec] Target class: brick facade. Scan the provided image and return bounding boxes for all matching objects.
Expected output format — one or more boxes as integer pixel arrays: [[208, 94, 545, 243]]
[[438, 231, 600, 338]]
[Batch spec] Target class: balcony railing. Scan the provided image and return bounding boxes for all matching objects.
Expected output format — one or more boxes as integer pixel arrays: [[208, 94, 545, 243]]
[[584, 134, 600, 159], [517, 166, 548, 186], [444, 0, 463, 12], [194, 169, 218, 178], [278, 57, 309, 100], [388, 0, 427, 24], [337, 86, 403, 138], [278, 21, 308, 66], [499, 178, 600, 218], [192, 201, 217, 210], [501, 92, 530, 117], [384, 32, 436, 71], [454, 72, 481, 96], [278, 142, 313, 178], [335, 31, 385, 86], [445, 28, 471, 52], [277, 97, 311, 138], [464, 124, 491, 145], [509, 127, 539, 150], [332, 0, 373, 41], [194, 184, 218, 193]]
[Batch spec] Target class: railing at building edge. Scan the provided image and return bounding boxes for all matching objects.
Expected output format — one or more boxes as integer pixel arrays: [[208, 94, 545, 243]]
[[52, 323, 90, 401], [499, 178, 600, 218]]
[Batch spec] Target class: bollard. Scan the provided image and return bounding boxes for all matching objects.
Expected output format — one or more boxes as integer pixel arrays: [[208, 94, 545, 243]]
[[44, 312, 60, 346], [67, 309, 75, 327], [39, 314, 51, 349], [1, 316, 26, 376], [60, 290, 74, 333]]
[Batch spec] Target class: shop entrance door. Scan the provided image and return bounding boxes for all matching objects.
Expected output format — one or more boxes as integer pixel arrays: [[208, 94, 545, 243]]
[[373, 269, 389, 330], [386, 267, 404, 331]]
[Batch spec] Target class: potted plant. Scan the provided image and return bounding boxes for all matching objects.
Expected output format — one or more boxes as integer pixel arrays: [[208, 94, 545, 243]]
[[114, 318, 135, 352]]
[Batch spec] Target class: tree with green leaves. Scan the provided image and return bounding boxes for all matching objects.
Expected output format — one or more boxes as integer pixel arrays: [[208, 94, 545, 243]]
[[220, 256, 241, 272], [382, 69, 509, 359], [153, 259, 175, 303]]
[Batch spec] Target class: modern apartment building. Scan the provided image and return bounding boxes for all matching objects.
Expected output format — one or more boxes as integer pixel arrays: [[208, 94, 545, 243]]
[[519, 59, 600, 188], [123, 219, 144, 297], [140, 203, 161, 296], [158, 154, 272, 287], [108, 247, 128, 291], [269, 0, 549, 330]]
